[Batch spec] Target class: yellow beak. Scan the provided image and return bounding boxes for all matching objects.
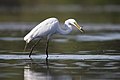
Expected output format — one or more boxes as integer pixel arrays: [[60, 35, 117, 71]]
[[74, 22, 84, 33]]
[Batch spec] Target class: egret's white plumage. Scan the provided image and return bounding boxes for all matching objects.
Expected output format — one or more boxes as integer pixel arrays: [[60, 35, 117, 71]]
[[24, 17, 84, 58], [24, 18, 58, 43]]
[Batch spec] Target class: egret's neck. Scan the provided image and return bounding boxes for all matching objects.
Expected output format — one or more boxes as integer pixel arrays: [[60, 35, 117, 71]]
[[57, 23, 72, 35]]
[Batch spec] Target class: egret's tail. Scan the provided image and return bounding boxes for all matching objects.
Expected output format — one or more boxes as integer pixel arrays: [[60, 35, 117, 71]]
[[24, 35, 32, 43], [24, 42, 28, 52]]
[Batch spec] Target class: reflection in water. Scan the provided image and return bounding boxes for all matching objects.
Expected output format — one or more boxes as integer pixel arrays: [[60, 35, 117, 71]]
[[24, 66, 75, 80], [24, 65, 51, 80], [24, 59, 50, 80], [23, 59, 120, 80], [0, 54, 119, 80], [23, 61, 77, 80], [24, 60, 74, 80]]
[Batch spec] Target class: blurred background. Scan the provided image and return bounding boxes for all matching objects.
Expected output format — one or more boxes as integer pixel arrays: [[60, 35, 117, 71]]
[[0, 0, 120, 23]]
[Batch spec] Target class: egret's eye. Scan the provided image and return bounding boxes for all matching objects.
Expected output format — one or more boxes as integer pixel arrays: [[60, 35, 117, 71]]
[[69, 23, 74, 26]]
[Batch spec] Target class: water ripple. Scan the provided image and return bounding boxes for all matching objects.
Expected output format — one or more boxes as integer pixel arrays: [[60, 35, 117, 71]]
[[0, 54, 119, 61], [0, 37, 23, 41], [76, 33, 120, 41]]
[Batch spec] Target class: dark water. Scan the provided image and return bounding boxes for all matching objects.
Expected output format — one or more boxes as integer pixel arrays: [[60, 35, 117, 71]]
[[0, 23, 120, 80]]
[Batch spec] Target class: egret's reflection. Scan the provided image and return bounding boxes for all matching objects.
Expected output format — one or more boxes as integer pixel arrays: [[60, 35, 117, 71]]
[[23, 59, 77, 80], [24, 59, 51, 80]]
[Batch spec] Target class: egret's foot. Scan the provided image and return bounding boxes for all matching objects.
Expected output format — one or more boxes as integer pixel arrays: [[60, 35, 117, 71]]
[[29, 54, 31, 58], [46, 54, 48, 59], [29, 55, 33, 60]]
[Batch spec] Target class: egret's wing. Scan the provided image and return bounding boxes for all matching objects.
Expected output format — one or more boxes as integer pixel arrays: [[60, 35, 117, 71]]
[[24, 18, 59, 43], [32, 18, 58, 38]]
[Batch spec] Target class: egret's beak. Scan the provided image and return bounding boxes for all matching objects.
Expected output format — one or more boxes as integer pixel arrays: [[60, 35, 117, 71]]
[[74, 22, 85, 33]]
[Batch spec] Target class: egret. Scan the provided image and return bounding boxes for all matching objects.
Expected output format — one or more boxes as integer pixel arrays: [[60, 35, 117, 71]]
[[24, 17, 84, 58]]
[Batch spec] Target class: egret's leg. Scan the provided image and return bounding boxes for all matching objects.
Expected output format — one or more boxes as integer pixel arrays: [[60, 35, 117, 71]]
[[29, 39, 41, 58], [45, 39, 49, 59], [24, 42, 28, 52]]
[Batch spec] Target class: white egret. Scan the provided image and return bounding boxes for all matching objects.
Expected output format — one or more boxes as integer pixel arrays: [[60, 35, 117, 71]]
[[24, 17, 84, 58]]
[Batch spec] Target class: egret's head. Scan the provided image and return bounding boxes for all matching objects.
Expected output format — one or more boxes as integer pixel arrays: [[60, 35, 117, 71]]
[[66, 19, 84, 33]]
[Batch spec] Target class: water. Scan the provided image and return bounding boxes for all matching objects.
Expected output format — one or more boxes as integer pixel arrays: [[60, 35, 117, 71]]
[[0, 23, 120, 80]]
